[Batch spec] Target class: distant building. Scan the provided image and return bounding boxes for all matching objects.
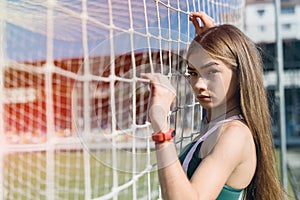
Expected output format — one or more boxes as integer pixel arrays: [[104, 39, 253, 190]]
[[245, 0, 300, 145]]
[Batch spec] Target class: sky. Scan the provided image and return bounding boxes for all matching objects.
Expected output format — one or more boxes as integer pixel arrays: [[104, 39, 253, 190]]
[[2, 0, 241, 62]]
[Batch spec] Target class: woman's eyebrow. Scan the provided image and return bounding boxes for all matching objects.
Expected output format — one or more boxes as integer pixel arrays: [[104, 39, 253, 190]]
[[202, 62, 219, 69], [187, 62, 219, 70]]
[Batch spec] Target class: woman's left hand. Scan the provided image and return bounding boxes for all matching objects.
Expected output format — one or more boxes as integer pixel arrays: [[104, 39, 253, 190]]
[[141, 73, 176, 133], [189, 12, 215, 35]]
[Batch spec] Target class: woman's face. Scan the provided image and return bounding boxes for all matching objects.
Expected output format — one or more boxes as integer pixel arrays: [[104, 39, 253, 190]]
[[187, 50, 239, 110]]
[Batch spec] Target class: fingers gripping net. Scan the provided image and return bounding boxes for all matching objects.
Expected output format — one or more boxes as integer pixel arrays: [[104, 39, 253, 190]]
[[0, 0, 244, 199]]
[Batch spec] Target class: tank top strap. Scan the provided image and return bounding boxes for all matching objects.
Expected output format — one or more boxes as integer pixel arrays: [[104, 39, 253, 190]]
[[182, 114, 243, 174]]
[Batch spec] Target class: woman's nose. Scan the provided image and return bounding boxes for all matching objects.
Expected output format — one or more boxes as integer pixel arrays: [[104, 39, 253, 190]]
[[192, 77, 207, 90]]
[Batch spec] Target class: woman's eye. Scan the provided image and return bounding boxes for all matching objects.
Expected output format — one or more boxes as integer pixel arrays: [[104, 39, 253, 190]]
[[187, 71, 197, 77], [208, 70, 218, 75]]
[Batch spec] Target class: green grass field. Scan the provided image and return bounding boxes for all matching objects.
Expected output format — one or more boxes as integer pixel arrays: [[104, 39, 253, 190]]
[[3, 150, 160, 200], [2, 149, 296, 200]]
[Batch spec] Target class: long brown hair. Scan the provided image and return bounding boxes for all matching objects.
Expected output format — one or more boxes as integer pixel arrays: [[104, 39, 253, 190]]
[[188, 24, 285, 199]]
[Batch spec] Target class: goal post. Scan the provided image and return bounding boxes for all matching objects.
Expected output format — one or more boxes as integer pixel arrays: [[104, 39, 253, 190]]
[[0, 0, 244, 199]]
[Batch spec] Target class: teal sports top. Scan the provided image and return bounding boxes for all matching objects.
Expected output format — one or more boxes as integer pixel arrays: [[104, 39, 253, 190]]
[[179, 141, 243, 200]]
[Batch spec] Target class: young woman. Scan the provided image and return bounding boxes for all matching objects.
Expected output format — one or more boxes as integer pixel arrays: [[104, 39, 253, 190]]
[[141, 12, 285, 199]]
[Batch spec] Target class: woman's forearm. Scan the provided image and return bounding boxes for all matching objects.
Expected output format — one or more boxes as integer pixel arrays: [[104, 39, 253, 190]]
[[155, 142, 199, 200]]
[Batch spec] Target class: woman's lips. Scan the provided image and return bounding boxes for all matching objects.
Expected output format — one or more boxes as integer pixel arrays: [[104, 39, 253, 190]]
[[196, 94, 211, 102]]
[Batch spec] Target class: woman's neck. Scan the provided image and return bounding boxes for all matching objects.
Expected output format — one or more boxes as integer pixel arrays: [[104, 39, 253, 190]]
[[205, 106, 240, 123]]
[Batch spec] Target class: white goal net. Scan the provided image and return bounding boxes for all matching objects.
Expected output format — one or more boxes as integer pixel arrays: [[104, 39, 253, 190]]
[[0, 0, 244, 199]]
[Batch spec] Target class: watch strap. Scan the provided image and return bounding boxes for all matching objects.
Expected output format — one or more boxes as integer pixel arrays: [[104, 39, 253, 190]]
[[152, 128, 175, 144]]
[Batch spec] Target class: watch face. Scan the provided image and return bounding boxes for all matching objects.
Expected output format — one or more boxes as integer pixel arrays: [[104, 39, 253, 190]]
[[171, 130, 176, 137]]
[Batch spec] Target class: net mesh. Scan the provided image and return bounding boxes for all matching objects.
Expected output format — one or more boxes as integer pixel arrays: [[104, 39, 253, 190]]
[[0, 0, 244, 199]]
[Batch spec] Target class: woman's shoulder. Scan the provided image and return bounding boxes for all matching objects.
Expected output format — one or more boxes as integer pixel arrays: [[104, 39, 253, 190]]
[[198, 118, 256, 190], [201, 119, 253, 159], [215, 119, 257, 189], [220, 119, 252, 142], [214, 119, 255, 160]]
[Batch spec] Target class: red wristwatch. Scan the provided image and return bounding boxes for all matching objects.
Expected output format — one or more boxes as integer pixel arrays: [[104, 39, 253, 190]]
[[152, 128, 176, 144]]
